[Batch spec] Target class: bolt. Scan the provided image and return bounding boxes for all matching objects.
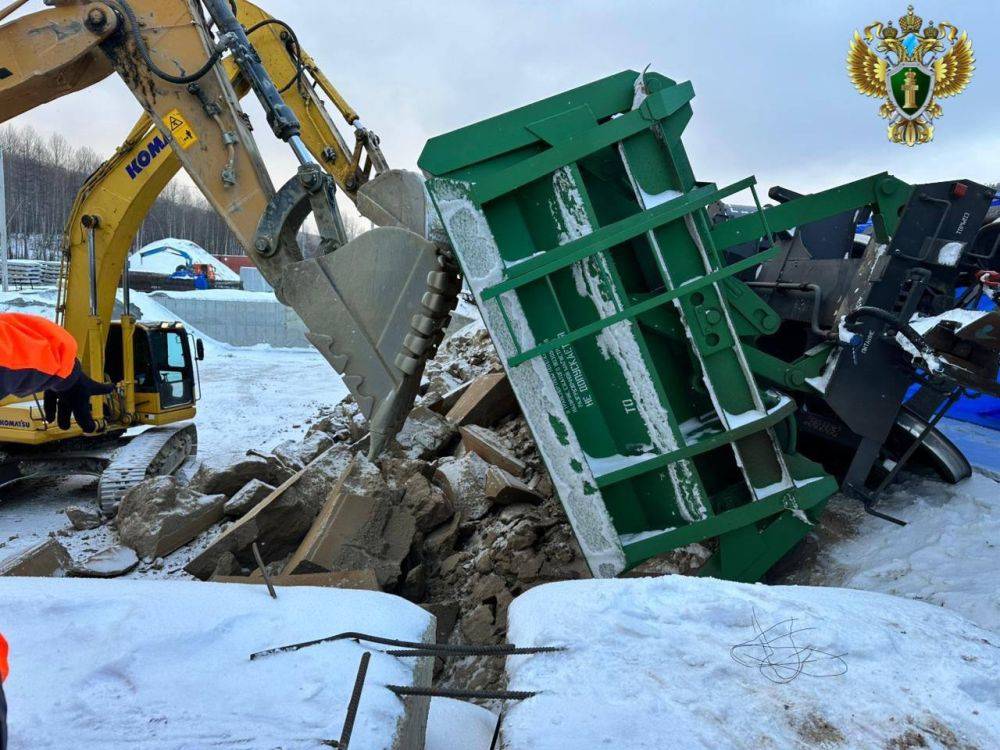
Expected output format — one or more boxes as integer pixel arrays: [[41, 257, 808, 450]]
[[255, 238, 271, 254], [85, 6, 108, 32], [787, 370, 805, 387], [705, 308, 722, 325]]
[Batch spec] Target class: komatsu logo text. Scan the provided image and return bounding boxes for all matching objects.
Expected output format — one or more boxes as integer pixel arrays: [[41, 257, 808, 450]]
[[0, 418, 31, 430], [125, 136, 168, 180]]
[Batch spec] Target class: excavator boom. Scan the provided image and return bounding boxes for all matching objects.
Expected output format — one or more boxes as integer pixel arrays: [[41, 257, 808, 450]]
[[0, 0, 457, 465]]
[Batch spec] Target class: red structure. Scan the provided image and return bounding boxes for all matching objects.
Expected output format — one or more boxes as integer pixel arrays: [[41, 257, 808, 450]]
[[214, 255, 255, 275]]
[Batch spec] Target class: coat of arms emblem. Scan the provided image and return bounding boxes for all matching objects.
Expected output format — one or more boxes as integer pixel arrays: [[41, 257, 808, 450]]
[[847, 5, 974, 146]]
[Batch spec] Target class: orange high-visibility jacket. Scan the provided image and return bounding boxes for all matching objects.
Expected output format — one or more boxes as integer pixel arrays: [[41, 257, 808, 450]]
[[0, 632, 8, 682], [0, 313, 79, 400]]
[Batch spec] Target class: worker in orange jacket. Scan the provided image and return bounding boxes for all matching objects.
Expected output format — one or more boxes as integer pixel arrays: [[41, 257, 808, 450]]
[[0, 313, 112, 432], [1, 631, 7, 750]]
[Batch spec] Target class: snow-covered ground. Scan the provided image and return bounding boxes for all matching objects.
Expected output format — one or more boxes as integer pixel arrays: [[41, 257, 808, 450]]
[[1, 577, 434, 749], [194, 342, 342, 468], [0, 287, 345, 468], [505, 576, 1000, 750], [785, 471, 1000, 634], [0, 289, 345, 565], [426, 698, 497, 750]]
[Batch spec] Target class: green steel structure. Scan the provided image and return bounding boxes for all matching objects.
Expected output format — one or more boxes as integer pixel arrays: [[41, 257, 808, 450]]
[[419, 70, 917, 581]]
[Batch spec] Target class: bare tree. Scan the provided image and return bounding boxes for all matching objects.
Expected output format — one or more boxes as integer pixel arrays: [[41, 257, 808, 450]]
[[0, 123, 246, 260]]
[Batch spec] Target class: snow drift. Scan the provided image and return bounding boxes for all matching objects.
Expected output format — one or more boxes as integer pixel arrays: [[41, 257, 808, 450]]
[[0, 578, 435, 749], [505, 576, 1000, 750]]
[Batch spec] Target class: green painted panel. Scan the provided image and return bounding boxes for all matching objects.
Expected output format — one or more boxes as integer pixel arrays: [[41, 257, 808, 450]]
[[421, 70, 838, 581]]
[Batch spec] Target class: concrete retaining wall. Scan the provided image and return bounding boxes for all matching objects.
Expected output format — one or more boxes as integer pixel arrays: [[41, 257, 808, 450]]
[[240, 267, 274, 293], [150, 291, 309, 348]]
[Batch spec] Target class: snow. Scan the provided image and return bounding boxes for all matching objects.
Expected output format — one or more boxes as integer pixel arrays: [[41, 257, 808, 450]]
[[0, 577, 433, 750], [505, 576, 1000, 750], [799, 472, 1000, 634], [0, 290, 343, 470], [131, 238, 241, 283], [193, 342, 342, 468], [937, 241, 964, 267], [425, 698, 497, 750], [151, 288, 281, 302], [895, 308, 993, 374], [909, 307, 989, 336]]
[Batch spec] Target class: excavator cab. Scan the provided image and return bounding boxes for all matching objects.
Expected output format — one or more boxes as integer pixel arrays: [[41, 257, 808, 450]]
[[104, 321, 200, 417]]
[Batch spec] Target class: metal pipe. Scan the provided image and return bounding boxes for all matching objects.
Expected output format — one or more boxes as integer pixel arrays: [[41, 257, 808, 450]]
[[288, 134, 315, 167], [83, 216, 100, 317], [121, 249, 132, 317], [746, 281, 832, 340]]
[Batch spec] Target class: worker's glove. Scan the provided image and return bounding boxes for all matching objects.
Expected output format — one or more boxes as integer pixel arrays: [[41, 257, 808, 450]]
[[43, 362, 114, 433]]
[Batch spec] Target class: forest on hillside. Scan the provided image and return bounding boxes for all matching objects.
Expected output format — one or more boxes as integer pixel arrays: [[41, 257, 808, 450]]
[[1, 124, 247, 259]]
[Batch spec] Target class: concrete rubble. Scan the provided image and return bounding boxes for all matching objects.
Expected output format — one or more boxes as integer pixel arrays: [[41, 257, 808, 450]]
[[0, 538, 72, 577], [222, 479, 274, 518], [117, 476, 226, 559], [0, 321, 705, 698], [74, 545, 140, 578], [65, 504, 103, 531]]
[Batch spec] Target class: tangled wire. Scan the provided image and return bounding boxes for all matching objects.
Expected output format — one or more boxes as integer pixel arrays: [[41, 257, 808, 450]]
[[730, 609, 848, 684]]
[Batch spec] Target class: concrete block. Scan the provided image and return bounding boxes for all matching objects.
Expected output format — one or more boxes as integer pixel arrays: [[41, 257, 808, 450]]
[[445, 372, 517, 427], [0, 538, 72, 577]]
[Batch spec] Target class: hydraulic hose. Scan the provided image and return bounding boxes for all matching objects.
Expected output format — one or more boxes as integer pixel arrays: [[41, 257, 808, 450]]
[[112, 0, 223, 85], [244, 17, 305, 93], [844, 306, 936, 359]]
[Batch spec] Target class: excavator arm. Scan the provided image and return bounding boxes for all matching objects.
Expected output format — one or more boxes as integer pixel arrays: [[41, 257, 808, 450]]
[[0, 0, 459, 455]]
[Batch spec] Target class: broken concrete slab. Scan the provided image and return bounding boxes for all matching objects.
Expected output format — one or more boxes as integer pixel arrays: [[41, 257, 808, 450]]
[[64, 504, 103, 531], [429, 381, 472, 415], [282, 456, 415, 588], [185, 446, 354, 580], [379, 456, 433, 490], [212, 570, 380, 591], [485, 465, 544, 506], [424, 512, 462, 555], [460, 425, 526, 477], [223, 479, 275, 518], [188, 454, 294, 498], [433, 452, 491, 520], [460, 603, 496, 643], [402, 474, 454, 532], [445, 372, 517, 427], [117, 476, 227, 559], [393, 405, 457, 460], [272, 431, 335, 470], [423, 601, 461, 644], [73, 545, 139, 578], [0, 538, 72, 577]]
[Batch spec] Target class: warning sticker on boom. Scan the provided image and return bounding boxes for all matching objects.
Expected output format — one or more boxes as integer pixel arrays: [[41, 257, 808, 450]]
[[163, 108, 199, 150]]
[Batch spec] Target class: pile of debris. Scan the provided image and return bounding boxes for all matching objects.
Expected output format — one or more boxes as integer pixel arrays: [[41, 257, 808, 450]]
[[1, 321, 706, 692]]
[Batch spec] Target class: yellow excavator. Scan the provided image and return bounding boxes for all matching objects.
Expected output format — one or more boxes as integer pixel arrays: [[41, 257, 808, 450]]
[[0, 0, 461, 505]]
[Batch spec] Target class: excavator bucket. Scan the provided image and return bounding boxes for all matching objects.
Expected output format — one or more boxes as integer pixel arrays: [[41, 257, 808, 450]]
[[254, 166, 460, 459], [280, 225, 459, 457]]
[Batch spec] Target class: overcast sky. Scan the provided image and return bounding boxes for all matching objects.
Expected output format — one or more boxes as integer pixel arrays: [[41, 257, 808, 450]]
[[10, 1, 1000, 202]]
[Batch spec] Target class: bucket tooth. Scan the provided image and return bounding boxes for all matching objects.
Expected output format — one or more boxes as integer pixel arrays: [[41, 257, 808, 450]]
[[279, 226, 459, 454]]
